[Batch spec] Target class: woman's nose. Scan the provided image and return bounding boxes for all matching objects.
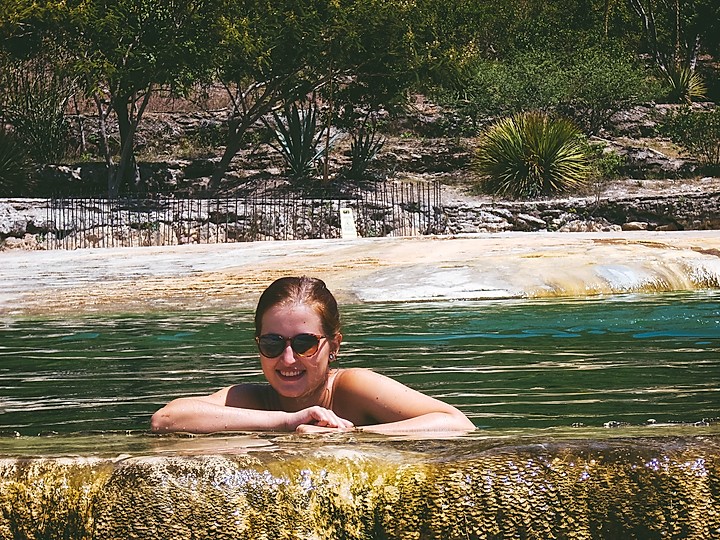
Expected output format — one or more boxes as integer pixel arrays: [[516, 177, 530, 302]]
[[278, 343, 296, 363]]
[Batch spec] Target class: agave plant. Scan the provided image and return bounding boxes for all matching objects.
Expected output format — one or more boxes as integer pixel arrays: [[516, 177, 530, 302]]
[[264, 100, 329, 182], [475, 111, 590, 198], [347, 114, 385, 179], [664, 65, 707, 104]]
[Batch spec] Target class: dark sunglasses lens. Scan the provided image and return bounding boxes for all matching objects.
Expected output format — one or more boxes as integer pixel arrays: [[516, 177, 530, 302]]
[[258, 335, 285, 357], [292, 334, 320, 355]]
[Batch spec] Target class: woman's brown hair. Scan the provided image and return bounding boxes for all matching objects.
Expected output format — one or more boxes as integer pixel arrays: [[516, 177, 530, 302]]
[[254, 276, 341, 337]]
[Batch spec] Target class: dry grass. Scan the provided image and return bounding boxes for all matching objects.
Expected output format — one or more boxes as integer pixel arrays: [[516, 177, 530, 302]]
[[68, 85, 233, 116]]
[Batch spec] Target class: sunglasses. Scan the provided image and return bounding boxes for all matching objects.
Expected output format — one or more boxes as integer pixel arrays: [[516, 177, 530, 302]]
[[256, 333, 327, 358]]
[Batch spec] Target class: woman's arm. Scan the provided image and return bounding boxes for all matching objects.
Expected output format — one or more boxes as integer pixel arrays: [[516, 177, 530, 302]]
[[150, 385, 354, 434], [330, 368, 476, 435]]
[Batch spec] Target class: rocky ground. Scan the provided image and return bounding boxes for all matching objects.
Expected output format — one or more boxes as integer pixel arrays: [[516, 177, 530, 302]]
[[2, 99, 719, 249], [46, 97, 719, 201]]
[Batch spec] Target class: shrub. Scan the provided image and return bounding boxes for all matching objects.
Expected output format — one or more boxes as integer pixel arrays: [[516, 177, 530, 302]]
[[0, 128, 31, 196], [0, 56, 73, 163], [583, 141, 627, 196], [660, 106, 720, 167], [475, 111, 590, 198], [434, 47, 652, 136], [557, 48, 654, 135]]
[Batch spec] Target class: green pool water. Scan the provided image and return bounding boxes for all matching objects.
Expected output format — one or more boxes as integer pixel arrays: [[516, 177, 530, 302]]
[[1, 292, 719, 439]]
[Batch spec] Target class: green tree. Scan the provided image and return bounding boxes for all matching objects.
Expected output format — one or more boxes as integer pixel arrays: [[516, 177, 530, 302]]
[[0, 1, 77, 169], [318, 0, 427, 180], [627, 0, 719, 101], [208, 0, 431, 190], [65, 0, 226, 195], [2, 0, 227, 196], [207, 0, 331, 191]]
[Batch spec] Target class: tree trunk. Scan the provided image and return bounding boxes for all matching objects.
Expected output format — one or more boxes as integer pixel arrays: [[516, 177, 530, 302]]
[[208, 117, 244, 193], [113, 98, 136, 196], [112, 89, 152, 197], [93, 93, 117, 198]]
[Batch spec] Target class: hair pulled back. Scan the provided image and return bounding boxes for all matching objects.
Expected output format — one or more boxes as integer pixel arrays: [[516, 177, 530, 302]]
[[254, 276, 341, 337]]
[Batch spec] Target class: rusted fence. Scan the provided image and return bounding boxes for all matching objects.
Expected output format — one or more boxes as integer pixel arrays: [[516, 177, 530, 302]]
[[44, 181, 444, 249]]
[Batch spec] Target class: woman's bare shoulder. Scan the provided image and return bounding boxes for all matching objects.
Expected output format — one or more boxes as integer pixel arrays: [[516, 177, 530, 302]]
[[221, 383, 270, 409], [335, 367, 407, 393]]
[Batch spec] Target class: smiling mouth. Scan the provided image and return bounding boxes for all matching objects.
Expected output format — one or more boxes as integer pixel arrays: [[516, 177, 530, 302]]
[[279, 369, 303, 378]]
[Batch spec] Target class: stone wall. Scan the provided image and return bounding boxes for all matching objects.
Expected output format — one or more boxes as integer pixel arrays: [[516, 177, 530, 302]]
[[445, 190, 720, 234], [2, 189, 720, 250]]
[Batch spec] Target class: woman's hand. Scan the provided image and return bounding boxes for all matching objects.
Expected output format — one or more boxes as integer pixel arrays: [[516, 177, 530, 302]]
[[287, 406, 354, 432]]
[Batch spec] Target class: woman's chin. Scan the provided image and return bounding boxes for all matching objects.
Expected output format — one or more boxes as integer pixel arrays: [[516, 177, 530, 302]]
[[271, 373, 309, 397]]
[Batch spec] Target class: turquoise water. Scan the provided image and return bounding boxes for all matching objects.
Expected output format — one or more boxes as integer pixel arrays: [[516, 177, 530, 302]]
[[1, 292, 719, 437]]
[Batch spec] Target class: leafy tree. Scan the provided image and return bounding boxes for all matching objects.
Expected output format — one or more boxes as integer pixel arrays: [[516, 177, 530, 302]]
[[209, 0, 432, 190], [64, 0, 227, 195], [317, 0, 430, 180], [207, 0, 332, 191], [0, 1, 77, 168], [1, 0, 227, 195], [626, 0, 719, 101]]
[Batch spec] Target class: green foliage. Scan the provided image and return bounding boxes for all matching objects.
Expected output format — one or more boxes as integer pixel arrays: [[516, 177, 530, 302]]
[[0, 54, 73, 163], [475, 112, 590, 198], [0, 127, 31, 196], [587, 143, 626, 181], [435, 46, 652, 136], [72, 0, 226, 193], [264, 100, 328, 182], [662, 65, 708, 104], [557, 48, 655, 135], [660, 106, 720, 167], [209, 0, 337, 189], [346, 114, 385, 180], [212, 0, 431, 188], [582, 140, 627, 195]]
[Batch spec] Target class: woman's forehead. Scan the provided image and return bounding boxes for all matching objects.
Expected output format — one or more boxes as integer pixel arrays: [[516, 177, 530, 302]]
[[261, 303, 323, 330]]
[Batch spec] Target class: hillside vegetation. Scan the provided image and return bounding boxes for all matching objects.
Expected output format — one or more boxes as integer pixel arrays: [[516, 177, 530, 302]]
[[1, 0, 718, 199]]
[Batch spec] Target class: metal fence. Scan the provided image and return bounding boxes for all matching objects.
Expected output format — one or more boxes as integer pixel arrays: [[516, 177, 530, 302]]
[[44, 181, 445, 249]]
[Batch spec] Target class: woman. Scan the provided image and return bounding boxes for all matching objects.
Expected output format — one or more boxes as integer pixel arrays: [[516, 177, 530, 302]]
[[151, 276, 475, 435]]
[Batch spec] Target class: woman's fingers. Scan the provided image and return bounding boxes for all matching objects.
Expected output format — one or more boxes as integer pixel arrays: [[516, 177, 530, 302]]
[[293, 406, 353, 431], [296, 424, 337, 434]]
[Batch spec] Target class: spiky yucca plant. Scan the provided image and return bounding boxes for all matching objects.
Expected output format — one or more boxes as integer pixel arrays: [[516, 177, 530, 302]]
[[664, 65, 707, 104], [348, 117, 385, 179], [265, 100, 326, 182], [475, 111, 590, 198]]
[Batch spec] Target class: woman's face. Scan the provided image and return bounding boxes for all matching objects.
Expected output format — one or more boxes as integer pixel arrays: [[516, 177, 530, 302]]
[[258, 303, 340, 404]]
